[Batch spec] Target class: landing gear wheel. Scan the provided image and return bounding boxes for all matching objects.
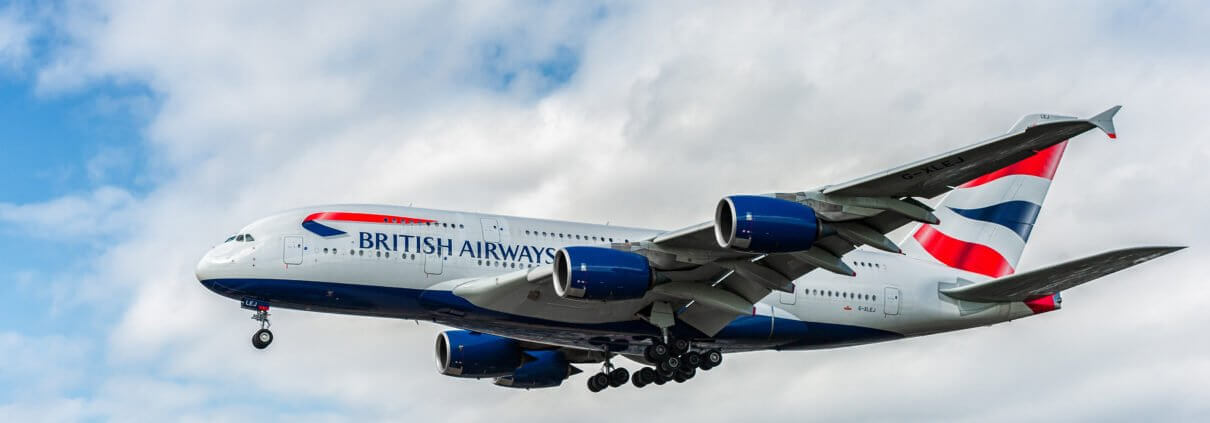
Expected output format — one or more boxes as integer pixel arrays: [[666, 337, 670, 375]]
[[677, 367, 696, 380], [633, 368, 656, 388], [608, 368, 630, 387], [702, 349, 723, 370], [251, 328, 273, 349], [673, 372, 688, 383], [670, 338, 691, 355], [653, 370, 668, 385], [683, 351, 702, 370], [665, 355, 681, 370], [657, 363, 676, 378], [644, 342, 670, 362], [589, 373, 610, 392]]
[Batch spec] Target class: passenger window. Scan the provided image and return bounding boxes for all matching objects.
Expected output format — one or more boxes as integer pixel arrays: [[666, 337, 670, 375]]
[[359, 250, 364, 256], [323, 248, 329, 253]]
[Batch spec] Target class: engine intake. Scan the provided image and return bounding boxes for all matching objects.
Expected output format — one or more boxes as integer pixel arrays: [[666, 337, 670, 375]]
[[715, 195, 821, 253], [435, 330, 524, 378], [493, 350, 580, 389], [553, 246, 653, 301]]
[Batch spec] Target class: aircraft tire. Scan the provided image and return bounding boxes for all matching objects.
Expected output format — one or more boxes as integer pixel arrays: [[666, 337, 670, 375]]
[[252, 329, 273, 349], [608, 368, 630, 387], [706, 348, 721, 367], [644, 343, 669, 362]]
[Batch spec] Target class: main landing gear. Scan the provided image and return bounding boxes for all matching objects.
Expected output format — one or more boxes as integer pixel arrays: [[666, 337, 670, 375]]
[[629, 339, 722, 389], [244, 298, 273, 350], [586, 353, 630, 393], [584, 339, 723, 392]]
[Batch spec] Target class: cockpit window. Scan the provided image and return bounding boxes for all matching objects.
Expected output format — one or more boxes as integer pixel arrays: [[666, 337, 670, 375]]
[[243, 234, 254, 242], [225, 235, 236, 243], [236, 234, 245, 242]]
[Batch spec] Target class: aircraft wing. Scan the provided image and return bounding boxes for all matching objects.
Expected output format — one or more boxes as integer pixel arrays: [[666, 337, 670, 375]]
[[452, 106, 1123, 337], [822, 106, 1120, 199], [940, 246, 1184, 302]]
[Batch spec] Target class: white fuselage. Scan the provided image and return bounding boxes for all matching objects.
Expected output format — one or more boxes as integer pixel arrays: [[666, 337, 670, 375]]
[[196, 204, 1050, 355]]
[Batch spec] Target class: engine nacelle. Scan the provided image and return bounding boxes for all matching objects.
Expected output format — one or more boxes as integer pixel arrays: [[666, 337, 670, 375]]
[[553, 246, 652, 301], [714, 195, 821, 253], [493, 350, 580, 389], [435, 330, 524, 378]]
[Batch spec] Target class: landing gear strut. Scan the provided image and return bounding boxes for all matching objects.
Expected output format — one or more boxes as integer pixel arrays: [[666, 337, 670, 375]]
[[587, 350, 630, 393], [244, 298, 273, 350]]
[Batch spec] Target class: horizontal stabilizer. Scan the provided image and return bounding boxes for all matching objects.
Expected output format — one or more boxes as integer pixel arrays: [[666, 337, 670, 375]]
[[941, 246, 1184, 302]]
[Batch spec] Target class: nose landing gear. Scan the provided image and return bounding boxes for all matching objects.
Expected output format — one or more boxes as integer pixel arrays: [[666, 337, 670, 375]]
[[243, 297, 273, 350]]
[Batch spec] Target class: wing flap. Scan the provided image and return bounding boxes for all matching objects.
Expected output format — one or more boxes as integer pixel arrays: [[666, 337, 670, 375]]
[[941, 246, 1184, 302]]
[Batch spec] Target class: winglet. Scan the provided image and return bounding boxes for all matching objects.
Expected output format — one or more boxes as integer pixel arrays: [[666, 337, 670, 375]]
[[1088, 105, 1121, 139]]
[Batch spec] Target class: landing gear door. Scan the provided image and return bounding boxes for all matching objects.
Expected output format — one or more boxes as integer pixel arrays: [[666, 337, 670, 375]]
[[884, 286, 900, 315], [481, 218, 500, 243], [283, 235, 303, 265]]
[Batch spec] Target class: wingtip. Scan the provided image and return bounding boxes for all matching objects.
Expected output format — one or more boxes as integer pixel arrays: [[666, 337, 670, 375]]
[[1089, 105, 1121, 140]]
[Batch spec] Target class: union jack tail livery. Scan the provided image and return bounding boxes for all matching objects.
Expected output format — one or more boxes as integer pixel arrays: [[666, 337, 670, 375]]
[[900, 113, 1086, 278]]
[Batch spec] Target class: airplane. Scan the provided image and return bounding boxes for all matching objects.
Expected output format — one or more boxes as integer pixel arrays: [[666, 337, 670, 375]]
[[196, 105, 1183, 392]]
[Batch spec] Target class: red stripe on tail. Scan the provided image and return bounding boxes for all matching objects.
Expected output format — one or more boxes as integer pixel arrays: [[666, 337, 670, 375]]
[[912, 225, 1015, 278], [959, 141, 1068, 188]]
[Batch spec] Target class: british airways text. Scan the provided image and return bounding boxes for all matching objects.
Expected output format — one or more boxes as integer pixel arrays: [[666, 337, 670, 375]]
[[359, 232, 556, 263]]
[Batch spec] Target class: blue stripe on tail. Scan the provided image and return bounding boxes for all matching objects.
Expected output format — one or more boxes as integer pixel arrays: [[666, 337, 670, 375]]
[[948, 201, 1042, 241]]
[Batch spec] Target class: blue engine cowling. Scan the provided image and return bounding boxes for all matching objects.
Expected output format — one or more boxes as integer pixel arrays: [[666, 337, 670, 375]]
[[435, 330, 524, 378], [714, 195, 821, 253], [553, 246, 652, 301], [493, 350, 581, 389]]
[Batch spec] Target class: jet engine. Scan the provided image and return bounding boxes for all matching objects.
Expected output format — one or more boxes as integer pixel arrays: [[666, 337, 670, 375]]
[[714, 195, 821, 253], [553, 246, 653, 301], [493, 350, 581, 389], [435, 330, 524, 378]]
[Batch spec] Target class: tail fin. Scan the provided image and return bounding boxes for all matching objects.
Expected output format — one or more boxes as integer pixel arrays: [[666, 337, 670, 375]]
[[898, 111, 1098, 278]]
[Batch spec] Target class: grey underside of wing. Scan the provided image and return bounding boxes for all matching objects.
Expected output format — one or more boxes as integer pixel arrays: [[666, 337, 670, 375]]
[[651, 209, 917, 335], [941, 246, 1185, 302], [822, 120, 1095, 198]]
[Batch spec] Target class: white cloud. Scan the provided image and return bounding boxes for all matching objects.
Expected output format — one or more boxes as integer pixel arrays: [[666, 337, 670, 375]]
[[0, 4, 32, 69], [0, 186, 136, 239], [7, 0, 1210, 421]]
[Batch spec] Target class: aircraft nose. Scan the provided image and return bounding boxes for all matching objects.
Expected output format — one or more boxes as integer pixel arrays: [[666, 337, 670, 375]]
[[196, 250, 216, 283]]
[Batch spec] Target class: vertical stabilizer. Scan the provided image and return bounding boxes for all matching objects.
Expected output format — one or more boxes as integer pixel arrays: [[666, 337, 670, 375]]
[[898, 114, 1078, 278]]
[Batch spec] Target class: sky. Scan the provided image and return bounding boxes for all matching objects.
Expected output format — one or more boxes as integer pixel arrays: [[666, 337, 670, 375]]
[[0, 0, 1208, 421]]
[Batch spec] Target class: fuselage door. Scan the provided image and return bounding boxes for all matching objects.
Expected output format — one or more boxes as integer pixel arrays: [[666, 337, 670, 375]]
[[481, 218, 500, 243], [425, 253, 444, 275], [283, 235, 304, 265], [883, 286, 900, 315], [779, 283, 797, 305]]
